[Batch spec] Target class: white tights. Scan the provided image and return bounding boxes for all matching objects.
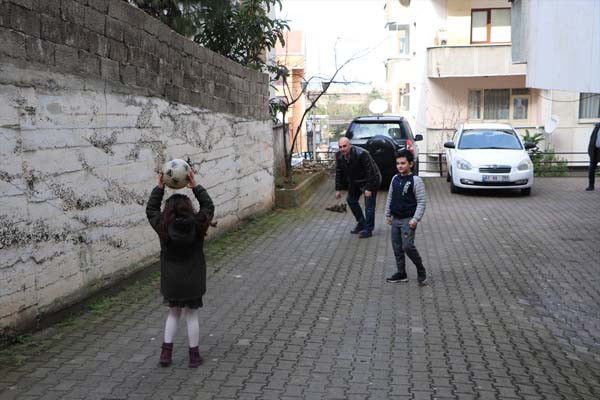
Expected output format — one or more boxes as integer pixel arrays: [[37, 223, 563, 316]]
[[164, 307, 199, 348]]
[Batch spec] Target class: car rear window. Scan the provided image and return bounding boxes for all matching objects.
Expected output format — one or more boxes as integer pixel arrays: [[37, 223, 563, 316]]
[[458, 129, 522, 150], [347, 122, 408, 140]]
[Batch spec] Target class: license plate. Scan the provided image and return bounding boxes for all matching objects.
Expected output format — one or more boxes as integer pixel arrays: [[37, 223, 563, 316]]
[[482, 175, 509, 182]]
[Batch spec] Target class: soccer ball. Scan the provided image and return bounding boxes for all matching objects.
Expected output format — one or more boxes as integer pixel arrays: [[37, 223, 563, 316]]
[[162, 159, 190, 189]]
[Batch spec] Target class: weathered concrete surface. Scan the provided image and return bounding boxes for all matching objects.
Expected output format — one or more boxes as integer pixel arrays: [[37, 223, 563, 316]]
[[0, 177, 599, 399], [0, 63, 274, 330], [0, 0, 274, 330]]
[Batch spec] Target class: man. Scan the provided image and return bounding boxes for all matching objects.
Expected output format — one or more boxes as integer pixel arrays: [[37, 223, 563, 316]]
[[587, 122, 600, 191], [335, 137, 382, 238]]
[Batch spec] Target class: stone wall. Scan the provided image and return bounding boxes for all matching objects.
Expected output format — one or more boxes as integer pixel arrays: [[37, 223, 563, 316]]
[[0, 0, 274, 330]]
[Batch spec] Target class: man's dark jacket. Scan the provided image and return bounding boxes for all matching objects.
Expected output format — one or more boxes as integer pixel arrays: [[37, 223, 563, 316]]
[[146, 185, 215, 303], [335, 145, 382, 191], [588, 123, 600, 160]]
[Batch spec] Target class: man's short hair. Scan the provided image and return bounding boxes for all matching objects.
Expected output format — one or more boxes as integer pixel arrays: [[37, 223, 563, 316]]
[[395, 149, 414, 163]]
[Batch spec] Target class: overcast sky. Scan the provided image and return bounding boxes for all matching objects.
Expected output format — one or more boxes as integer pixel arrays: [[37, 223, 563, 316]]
[[278, 0, 388, 89]]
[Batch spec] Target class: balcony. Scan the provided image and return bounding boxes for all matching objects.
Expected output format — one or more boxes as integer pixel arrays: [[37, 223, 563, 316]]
[[427, 44, 526, 78]]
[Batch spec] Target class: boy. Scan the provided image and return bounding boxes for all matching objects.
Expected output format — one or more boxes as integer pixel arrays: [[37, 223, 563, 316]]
[[384, 149, 428, 285]]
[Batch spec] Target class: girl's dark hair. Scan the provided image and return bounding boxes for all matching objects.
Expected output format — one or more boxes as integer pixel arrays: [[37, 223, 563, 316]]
[[157, 194, 208, 241]]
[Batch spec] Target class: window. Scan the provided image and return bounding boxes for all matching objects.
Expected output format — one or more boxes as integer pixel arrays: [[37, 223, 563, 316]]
[[401, 94, 410, 111], [348, 123, 404, 140], [400, 84, 410, 111], [468, 89, 529, 122], [458, 129, 522, 150], [388, 22, 410, 56], [511, 96, 529, 120], [484, 89, 509, 120], [471, 8, 511, 44], [468, 91, 481, 119], [579, 93, 600, 119]]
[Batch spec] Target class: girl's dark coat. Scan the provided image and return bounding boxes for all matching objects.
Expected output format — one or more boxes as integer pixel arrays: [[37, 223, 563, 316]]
[[146, 185, 215, 304]]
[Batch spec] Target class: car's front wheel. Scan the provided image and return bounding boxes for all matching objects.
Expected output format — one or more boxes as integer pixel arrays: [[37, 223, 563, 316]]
[[450, 181, 461, 194], [449, 169, 461, 193], [521, 188, 531, 196]]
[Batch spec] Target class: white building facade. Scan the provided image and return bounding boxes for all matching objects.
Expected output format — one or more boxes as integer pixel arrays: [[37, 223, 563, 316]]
[[384, 0, 600, 169]]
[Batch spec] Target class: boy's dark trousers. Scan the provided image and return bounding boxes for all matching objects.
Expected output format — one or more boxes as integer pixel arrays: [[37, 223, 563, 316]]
[[391, 217, 426, 278]]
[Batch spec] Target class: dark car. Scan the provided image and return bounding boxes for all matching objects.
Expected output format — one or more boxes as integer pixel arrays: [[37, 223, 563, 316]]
[[345, 116, 422, 188]]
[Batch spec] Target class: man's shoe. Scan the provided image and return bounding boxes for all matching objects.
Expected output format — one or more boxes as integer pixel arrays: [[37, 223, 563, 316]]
[[586, 186, 595, 191], [418, 276, 428, 286], [350, 224, 363, 234], [386, 273, 408, 283], [358, 230, 372, 238]]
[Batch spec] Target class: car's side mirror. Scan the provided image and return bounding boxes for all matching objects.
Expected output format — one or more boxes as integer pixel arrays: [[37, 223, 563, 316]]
[[346, 132, 354, 140], [443, 141, 455, 149], [414, 134, 423, 141], [524, 142, 536, 150]]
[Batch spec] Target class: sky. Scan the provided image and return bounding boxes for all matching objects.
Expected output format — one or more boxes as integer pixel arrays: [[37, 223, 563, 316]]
[[278, 0, 389, 90]]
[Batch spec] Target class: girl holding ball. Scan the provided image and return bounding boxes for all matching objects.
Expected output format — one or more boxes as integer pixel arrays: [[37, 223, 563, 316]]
[[146, 167, 214, 368]]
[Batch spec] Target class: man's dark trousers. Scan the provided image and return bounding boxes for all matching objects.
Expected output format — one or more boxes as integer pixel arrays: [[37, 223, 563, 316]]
[[590, 153, 599, 189], [588, 123, 600, 189], [347, 185, 377, 233]]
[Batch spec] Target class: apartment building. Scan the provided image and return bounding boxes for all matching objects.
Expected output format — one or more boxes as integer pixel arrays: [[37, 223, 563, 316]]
[[384, 0, 599, 166], [274, 31, 309, 153]]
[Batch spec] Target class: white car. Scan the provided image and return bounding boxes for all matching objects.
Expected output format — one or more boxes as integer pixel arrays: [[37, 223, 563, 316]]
[[444, 123, 536, 196]]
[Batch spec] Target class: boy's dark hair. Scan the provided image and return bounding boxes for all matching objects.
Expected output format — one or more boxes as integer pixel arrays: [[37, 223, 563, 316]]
[[395, 149, 414, 163]]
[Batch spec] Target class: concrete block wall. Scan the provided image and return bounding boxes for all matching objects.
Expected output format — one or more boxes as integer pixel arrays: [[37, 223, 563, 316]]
[[0, 0, 275, 330]]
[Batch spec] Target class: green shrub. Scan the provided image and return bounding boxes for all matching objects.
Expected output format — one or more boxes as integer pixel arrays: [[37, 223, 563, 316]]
[[533, 150, 569, 177], [521, 130, 569, 177]]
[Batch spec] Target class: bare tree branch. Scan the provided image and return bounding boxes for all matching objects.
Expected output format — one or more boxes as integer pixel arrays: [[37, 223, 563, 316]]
[[287, 47, 374, 170]]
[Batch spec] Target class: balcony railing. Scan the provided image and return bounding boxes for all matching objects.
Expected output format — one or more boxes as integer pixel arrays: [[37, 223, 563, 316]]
[[427, 44, 526, 78]]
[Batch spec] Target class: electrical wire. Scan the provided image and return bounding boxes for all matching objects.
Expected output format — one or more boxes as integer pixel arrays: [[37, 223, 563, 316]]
[[535, 92, 600, 103]]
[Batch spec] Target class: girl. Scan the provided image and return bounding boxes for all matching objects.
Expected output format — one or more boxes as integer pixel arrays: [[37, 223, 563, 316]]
[[146, 168, 215, 368]]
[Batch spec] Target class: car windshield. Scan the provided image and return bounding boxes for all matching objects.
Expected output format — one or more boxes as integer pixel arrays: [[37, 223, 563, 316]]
[[458, 129, 522, 150], [348, 122, 404, 140]]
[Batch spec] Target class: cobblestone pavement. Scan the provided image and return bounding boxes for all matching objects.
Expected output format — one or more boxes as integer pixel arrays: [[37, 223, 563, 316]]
[[1, 177, 600, 400]]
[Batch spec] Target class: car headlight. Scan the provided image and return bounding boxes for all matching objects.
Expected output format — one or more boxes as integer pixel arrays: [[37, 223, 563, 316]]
[[517, 158, 533, 171], [456, 158, 472, 170]]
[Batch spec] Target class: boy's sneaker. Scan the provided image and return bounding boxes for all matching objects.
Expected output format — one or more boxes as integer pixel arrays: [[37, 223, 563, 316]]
[[418, 276, 428, 286], [386, 273, 408, 283]]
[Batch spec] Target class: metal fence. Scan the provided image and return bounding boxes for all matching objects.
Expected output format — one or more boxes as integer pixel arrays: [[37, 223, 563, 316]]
[[294, 151, 592, 177], [294, 151, 337, 169]]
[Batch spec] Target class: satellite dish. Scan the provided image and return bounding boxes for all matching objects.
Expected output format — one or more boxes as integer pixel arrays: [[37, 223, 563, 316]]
[[369, 99, 388, 115], [544, 115, 560, 134]]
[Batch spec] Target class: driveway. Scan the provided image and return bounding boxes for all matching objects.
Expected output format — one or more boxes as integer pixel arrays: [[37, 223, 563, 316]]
[[0, 177, 599, 399]]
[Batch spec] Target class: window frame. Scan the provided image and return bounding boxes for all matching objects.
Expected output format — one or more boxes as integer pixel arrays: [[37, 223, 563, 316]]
[[468, 90, 483, 120], [578, 92, 600, 121], [399, 84, 410, 112], [470, 8, 511, 45], [468, 89, 530, 123], [387, 22, 410, 56], [510, 94, 530, 122]]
